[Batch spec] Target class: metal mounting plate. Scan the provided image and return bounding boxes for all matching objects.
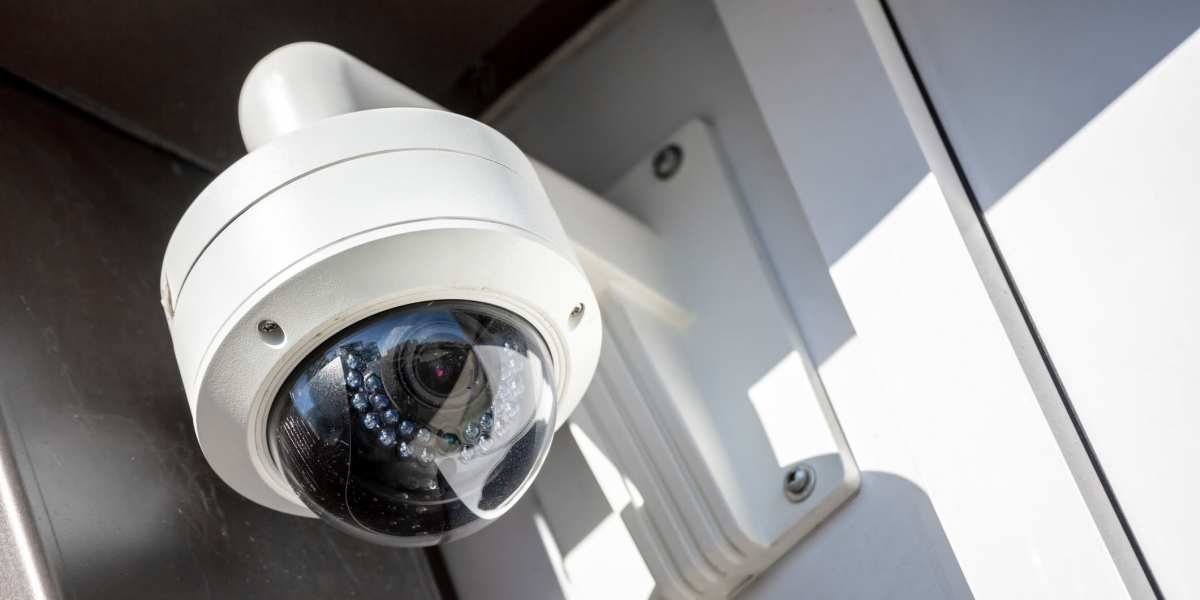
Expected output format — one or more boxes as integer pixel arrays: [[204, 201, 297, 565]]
[[534, 120, 859, 598]]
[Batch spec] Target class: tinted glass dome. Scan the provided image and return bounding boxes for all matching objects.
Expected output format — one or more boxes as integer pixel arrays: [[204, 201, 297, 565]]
[[267, 301, 556, 546]]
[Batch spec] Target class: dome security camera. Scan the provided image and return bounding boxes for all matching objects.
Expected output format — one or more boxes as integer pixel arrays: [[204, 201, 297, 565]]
[[160, 44, 601, 546]]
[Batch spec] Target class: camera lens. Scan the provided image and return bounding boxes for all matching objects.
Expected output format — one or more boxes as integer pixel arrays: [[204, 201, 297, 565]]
[[396, 316, 487, 410], [265, 300, 555, 546], [413, 342, 467, 397]]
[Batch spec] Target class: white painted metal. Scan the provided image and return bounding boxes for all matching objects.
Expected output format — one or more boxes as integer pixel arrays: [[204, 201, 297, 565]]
[[872, 3, 1200, 596], [238, 42, 441, 151]]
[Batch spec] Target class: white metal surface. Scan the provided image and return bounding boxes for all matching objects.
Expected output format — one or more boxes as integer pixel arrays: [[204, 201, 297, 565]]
[[874, 3, 1200, 595], [238, 42, 441, 151]]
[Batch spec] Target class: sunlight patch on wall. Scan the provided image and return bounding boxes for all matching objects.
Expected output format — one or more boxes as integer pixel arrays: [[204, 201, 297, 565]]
[[748, 350, 836, 467]]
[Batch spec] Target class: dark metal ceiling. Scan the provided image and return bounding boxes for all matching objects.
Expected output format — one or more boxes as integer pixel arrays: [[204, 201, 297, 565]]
[[0, 0, 613, 169]]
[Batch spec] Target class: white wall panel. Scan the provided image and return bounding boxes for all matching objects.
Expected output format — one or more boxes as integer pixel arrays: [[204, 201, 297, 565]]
[[882, 2, 1200, 596]]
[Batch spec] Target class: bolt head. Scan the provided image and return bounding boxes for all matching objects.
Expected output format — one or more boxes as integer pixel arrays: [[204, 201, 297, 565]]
[[784, 463, 816, 502], [652, 144, 683, 180]]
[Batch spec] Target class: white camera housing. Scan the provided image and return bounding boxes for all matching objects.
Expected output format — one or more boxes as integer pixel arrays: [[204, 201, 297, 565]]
[[160, 102, 601, 527]]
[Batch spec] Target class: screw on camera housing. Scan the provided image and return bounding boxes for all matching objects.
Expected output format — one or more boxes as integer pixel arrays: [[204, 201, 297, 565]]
[[653, 144, 683, 180], [257, 319, 285, 346]]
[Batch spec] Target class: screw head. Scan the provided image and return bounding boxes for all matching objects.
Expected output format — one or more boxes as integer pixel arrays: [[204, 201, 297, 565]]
[[567, 302, 586, 330], [256, 319, 285, 346], [784, 463, 816, 502], [652, 144, 683, 180]]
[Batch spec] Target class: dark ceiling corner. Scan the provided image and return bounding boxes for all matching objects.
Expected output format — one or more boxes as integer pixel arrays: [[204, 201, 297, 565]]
[[0, 0, 614, 170], [440, 0, 616, 116]]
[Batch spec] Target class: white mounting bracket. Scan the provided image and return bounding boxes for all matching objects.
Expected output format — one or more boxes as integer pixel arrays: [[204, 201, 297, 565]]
[[532, 122, 860, 599]]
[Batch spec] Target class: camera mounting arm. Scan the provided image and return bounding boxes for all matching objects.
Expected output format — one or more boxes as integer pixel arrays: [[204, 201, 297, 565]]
[[239, 42, 442, 150]]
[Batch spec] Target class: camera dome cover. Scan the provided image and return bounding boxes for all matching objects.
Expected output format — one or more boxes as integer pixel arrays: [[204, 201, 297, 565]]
[[267, 300, 555, 545]]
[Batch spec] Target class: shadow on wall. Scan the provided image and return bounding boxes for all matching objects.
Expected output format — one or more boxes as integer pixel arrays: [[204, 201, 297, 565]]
[[441, 496, 568, 600], [886, 0, 1200, 211], [442, 470, 973, 600], [744, 472, 973, 600]]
